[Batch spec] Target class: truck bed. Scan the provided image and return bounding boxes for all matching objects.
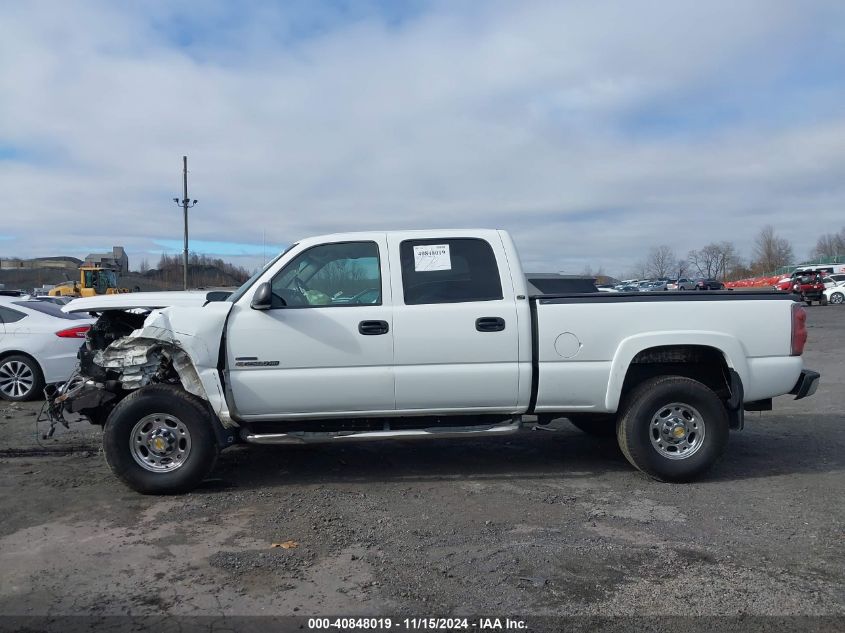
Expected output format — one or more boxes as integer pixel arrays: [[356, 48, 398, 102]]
[[529, 290, 800, 413]]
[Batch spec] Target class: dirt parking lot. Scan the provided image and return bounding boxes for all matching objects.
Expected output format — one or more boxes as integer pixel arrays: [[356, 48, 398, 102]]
[[0, 306, 843, 630]]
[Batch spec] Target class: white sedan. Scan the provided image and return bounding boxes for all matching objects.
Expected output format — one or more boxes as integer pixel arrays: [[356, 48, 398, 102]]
[[0, 297, 93, 401], [824, 281, 845, 305]]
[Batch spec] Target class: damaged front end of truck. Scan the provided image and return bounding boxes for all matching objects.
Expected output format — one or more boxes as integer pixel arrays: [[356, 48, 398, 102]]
[[43, 302, 233, 438]]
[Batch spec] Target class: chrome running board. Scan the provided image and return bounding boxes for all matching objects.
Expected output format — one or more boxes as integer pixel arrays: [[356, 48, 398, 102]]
[[240, 420, 523, 445]]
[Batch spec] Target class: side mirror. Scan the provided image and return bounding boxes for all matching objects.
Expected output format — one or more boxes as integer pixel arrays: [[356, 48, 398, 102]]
[[250, 282, 274, 310]]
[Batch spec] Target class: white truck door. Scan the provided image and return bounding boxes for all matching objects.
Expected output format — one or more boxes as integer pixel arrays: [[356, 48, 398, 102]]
[[387, 235, 520, 412], [226, 238, 394, 417]]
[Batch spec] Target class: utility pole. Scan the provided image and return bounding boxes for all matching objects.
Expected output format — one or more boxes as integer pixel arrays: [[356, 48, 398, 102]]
[[172, 156, 197, 290]]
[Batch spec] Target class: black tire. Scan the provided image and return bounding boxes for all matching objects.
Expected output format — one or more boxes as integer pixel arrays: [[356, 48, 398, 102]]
[[567, 414, 617, 437], [820, 296, 828, 306], [0, 354, 45, 402], [103, 384, 219, 494], [830, 292, 844, 305], [617, 375, 729, 482]]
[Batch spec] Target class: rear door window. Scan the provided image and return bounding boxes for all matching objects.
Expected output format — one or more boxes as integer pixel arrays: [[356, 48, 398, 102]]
[[0, 306, 26, 323], [399, 238, 503, 305]]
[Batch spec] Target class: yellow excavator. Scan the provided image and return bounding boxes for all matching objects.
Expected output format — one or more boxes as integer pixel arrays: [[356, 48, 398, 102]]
[[48, 263, 130, 298]]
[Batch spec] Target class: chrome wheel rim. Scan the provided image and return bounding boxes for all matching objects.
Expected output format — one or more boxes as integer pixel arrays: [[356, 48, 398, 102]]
[[831, 293, 844, 304], [130, 413, 192, 473], [649, 402, 706, 460], [0, 360, 35, 398]]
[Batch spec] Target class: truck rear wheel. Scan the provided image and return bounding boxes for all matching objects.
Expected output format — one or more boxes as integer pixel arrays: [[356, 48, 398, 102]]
[[617, 376, 728, 482], [567, 414, 617, 437], [103, 384, 218, 494]]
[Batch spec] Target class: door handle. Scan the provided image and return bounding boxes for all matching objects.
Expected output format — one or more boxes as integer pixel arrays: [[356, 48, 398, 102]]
[[475, 317, 505, 332], [358, 320, 390, 335]]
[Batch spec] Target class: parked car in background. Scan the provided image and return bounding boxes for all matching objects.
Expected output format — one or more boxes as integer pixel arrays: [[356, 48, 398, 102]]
[[821, 274, 845, 289], [644, 280, 668, 291], [777, 271, 826, 305], [774, 275, 792, 291], [0, 297, 93, 401], [695, 279, 726, 290], [615, 284, 641, 292], [667, 278, 696, 291], [823, 281, 845, 305]]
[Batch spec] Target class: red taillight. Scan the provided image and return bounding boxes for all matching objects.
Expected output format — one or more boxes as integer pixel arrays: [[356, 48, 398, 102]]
[[56, 325, 91, 339], [791, 303, 807, 356]]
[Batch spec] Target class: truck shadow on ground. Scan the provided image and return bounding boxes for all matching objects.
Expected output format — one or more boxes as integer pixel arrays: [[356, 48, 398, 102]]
[[203, 414, 845, 491]]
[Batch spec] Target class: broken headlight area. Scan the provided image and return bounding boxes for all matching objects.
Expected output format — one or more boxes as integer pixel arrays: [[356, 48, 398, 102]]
[[44, 310, 193, 434]]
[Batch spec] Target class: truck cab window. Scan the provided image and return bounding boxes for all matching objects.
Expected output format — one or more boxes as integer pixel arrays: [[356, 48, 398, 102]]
[[400, 238, 503, 304], [270, 241, 381, 308]]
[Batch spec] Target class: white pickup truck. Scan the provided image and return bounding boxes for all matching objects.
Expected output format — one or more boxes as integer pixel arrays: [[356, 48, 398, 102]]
[[54, 229, 819, 494]]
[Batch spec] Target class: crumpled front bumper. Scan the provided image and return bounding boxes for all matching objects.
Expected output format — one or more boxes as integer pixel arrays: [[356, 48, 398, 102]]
[[790, 369, 820, 400]]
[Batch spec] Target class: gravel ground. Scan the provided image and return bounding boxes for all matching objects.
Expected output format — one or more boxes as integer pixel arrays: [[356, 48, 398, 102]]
[[0, 306, 843, 630]]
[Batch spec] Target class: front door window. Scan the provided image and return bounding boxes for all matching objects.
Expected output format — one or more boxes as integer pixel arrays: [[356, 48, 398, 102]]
[[270, 242, 381, 308]]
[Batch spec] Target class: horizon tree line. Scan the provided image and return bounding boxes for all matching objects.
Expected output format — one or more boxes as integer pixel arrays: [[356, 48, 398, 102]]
[[592, 225, 845, 282]]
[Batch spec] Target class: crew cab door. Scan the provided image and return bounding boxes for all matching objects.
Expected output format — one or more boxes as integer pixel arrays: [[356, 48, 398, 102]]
[[387, 234, 520, 412], [226, 238, 394, 417]]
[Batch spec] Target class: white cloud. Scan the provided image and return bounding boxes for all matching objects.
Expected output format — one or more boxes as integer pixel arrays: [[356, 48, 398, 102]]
[[0, 0, 843, 276]]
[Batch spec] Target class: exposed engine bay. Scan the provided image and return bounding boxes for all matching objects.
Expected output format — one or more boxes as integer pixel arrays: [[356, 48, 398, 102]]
[[43, 309, 209, 436]]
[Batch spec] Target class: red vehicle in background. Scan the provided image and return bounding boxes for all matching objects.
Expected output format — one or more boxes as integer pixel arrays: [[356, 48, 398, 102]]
[[775, 270, 826, 305]]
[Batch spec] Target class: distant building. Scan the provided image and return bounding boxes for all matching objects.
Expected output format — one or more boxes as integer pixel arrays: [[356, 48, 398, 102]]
[[30, 257, 82, 271], [84, 247, 128, 274], [0, 256, 81, 271]]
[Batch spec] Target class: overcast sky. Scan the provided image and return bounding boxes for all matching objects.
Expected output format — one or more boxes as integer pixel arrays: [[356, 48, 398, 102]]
[[1, 0, 843, 276]]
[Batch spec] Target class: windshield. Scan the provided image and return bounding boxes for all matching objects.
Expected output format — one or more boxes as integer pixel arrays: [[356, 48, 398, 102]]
[[83, 269, 117, 294], [227, 248, 292, 304]]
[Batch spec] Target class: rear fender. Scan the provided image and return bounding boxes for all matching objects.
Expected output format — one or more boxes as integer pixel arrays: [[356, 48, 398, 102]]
[[605, 332, 749, 412]]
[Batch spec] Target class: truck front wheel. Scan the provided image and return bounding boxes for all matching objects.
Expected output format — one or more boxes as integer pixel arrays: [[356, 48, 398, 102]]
[[103, 384, 218, 494], [617, 376, 729, 482]]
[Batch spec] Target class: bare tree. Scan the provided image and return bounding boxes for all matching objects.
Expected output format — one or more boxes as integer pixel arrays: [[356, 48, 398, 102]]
[[646, 245, 675, 278], [688, 246, 719, 279], [717, 241, 743, 279], [811, 227, 845, 260], [688, 241, 741, 279], [138, 258, 149, 274], [751, 226, 793, 274]]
